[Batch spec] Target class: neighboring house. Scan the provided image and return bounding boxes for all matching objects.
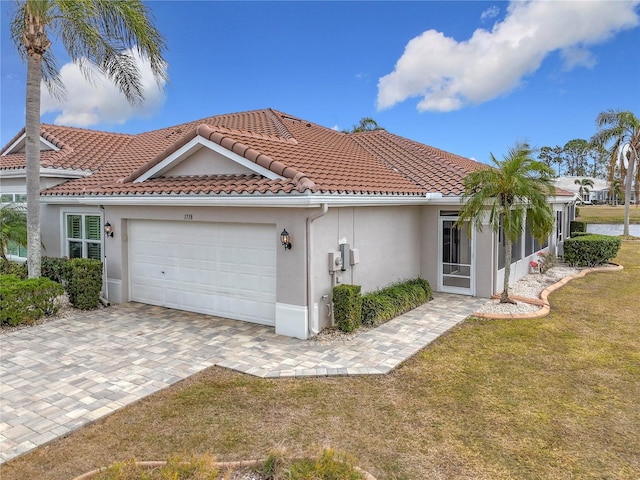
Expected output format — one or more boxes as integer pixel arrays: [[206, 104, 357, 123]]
[[0, 109, 575, 338], [554, 176, 636, 205]]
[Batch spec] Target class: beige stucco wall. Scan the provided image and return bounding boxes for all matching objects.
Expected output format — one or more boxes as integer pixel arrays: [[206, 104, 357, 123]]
[[308, 205, 424, 332]]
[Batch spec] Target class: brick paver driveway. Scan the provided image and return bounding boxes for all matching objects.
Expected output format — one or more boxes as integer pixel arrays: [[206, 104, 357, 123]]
[[0, 294, 487, 463]]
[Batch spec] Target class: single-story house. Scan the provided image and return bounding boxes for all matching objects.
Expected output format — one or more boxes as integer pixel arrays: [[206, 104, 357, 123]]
[[0, 109, 575, 338], [554, 176, 636, 205]]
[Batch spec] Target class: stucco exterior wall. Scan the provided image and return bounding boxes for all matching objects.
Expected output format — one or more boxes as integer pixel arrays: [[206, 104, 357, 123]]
[[308, 205, 423, 332]]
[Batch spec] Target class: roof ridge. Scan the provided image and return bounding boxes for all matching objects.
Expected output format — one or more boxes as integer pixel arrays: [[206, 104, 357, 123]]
[[200, 123, 298, 145]]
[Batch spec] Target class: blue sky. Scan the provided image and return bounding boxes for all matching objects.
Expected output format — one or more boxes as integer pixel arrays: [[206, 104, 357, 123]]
[[1, 1, 639, 163]]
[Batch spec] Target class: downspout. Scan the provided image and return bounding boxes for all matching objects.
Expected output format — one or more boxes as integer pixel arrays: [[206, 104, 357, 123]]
[[306, 203, 329, 336]]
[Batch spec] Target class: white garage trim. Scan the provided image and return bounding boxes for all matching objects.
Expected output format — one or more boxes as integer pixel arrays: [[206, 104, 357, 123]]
[[129, 220, 276, 326]]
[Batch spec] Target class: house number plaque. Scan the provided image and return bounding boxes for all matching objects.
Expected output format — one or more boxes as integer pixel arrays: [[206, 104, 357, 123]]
[[184, 214, 193, 220]]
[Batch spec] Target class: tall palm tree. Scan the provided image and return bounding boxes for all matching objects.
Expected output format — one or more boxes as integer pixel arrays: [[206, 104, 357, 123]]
[[10, 0, 167, 278], [574, 178, 595, 203], [1, 204, 28, 262], [457, 143, 556, 303], [590, 110, 639, 236]]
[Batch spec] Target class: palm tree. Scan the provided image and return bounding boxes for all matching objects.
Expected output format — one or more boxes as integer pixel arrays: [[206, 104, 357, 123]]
[[344, 117, 383, 133], [590, 110, 639, 236], [457, 143, 555, 303], [10, 0, 167, 278], [1, 204, 28, 262], [574, 178, 595, 203]]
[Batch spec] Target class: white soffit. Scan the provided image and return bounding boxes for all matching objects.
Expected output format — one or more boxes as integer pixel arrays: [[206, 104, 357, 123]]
[[133, 136, 283, 183], [1, 133, 60, 156]]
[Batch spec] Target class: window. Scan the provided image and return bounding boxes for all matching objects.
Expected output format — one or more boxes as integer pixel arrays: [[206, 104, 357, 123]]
[[2, 193, 27, 258], [66, 214, 102, 259], [556, 211, 563, 242], [1, 193, 27, 204]]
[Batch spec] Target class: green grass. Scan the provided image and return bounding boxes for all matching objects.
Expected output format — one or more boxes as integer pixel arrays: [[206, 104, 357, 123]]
[[577, 204, 640, 224], [2, 242, 639, 480]]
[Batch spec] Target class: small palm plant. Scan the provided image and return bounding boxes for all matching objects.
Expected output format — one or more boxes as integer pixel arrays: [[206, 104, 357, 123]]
[[1, 204, 27, 262]]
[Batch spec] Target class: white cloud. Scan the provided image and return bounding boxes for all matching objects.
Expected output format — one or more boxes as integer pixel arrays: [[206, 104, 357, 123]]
[[480, 6, 500, 22], [41, 49, 167, 127], [377, 0, 639, 113]]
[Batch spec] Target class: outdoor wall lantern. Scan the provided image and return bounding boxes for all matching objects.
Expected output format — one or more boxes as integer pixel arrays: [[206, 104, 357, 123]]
[[104, 222, 114, 238], [280, 229, 292, 250]]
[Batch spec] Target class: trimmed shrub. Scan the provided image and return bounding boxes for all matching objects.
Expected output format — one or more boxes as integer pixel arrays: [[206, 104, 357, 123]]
[[0, 274, 64, 326], [360, 278, 433, 327], [333, 284, 362, 333], [361, 293, 394, 326], [64, 258, 103, 310], [0, 259, 27, 279], [564, 234, 621, 267], [569, 220, 587, 237], [41, 256, 69, 284]]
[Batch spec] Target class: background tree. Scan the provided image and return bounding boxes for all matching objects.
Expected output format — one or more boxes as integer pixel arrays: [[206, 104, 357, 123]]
[[456, 143, 555, 303], [538, 145, 563, 176], [343, 117, 383, 133], [562, 139, 590, 176], [0, 204, 27, 262], [590, 109, 640, 236], [574, 178, 595, 203], [10, 0, 167, 277]]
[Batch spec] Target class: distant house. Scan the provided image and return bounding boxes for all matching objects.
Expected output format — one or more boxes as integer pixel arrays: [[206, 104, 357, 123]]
[[554, 176, 635, 205], [0, 109, 574, 338]]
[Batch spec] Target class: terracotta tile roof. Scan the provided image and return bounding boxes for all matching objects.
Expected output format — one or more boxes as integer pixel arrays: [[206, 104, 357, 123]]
[[0, 125, 133, 172], [350, 130, 485, 195], [554, 187, 577, 197], [3, 108, 485, 198]]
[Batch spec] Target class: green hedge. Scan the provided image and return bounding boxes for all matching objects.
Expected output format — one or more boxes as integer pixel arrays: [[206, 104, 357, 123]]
[[569, 220, 587, 237], [563, 234, 621, 267], [333, 284, 362, 333], [64, 258, 103, 310], [0, 274, 64, 326], [41, 256, 69, 284], [361, 278, 433, 327]]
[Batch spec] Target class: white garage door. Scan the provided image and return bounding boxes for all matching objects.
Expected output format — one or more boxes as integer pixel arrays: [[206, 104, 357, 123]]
[[129, 220, 276, 325]]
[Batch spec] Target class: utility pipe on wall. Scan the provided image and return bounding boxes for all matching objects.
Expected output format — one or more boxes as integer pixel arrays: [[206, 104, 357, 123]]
[[306, 203, 329, 336]]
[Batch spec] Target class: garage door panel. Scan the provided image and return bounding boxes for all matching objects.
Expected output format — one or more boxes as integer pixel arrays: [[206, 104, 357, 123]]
[[129, 220, 276, 325]]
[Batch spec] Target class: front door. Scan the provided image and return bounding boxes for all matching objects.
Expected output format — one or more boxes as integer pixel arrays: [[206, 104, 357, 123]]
[[439, 214, 474, 295]]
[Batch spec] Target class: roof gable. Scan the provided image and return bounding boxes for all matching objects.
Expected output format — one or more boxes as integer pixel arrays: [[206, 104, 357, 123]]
[[131, 134, 280, 182], [1, 131, 60, 156]]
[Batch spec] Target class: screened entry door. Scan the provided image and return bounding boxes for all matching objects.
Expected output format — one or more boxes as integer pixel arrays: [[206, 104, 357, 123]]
[[439, 215, 474, 295]]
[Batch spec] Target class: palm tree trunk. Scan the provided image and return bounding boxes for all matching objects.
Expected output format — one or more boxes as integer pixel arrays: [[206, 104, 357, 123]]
[[500, 234, 514, 303], [624, 155, 635, 237], [25, 52, 42, 278]]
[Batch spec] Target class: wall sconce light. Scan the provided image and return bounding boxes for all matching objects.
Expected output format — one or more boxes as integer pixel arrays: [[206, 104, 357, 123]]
[[104, 222, 114, 238], [280, 229, 292, 250]]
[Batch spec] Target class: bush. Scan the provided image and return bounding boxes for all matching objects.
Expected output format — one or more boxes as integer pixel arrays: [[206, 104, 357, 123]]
[[361, 293, 394, 326], [569, 220, 587, 237], [537, 251, 558, 273], [333, 284, 362, 333], [64, 258, 103, 310], [0, 259, 27, 279], [360, 278, 433, 327], [41, 256, 69, 284], [0, 274, 64, 326], [563, 234, 621, 267]]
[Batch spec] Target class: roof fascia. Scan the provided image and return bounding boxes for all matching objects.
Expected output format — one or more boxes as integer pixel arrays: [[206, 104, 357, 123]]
[[133, 136, 282, 183], [0, 167, 91, 179], [1, 133, 60, 156], [41, 192, 462, 208]]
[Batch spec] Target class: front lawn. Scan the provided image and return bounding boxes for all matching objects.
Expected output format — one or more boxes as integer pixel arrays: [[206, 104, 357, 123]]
[[577, 204, 640, 224], [2, 242, 639, 480]]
